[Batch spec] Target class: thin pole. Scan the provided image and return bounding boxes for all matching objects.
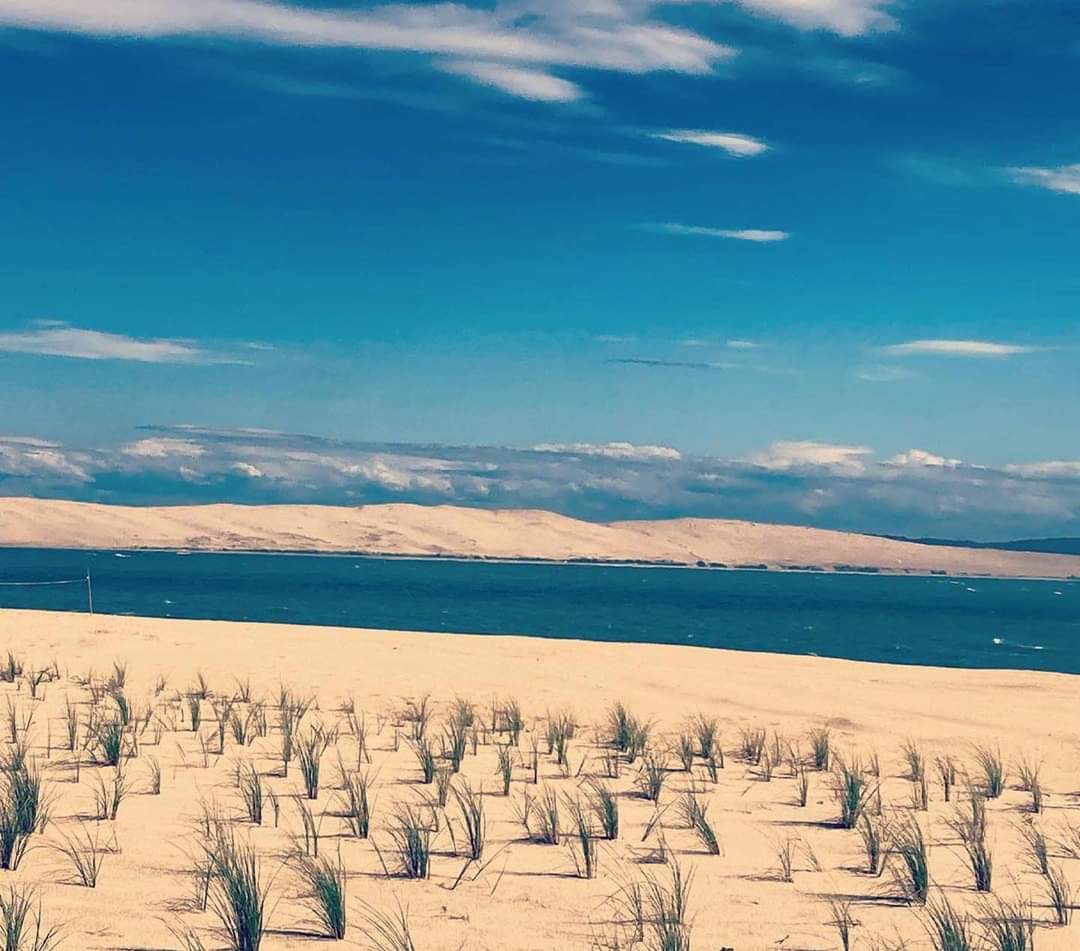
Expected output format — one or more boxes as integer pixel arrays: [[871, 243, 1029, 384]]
[[86, 570, 94, 615]]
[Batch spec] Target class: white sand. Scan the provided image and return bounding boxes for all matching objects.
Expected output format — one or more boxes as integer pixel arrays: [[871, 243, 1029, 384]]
[[1, 608, 1076, 950]]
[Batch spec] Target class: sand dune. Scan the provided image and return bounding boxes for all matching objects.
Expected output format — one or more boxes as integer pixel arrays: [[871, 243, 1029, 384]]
[[2, 496, 1080, 578], [1, 608, 1077, 950]]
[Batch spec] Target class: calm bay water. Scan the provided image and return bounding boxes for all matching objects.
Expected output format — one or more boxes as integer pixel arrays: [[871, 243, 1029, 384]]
[[1, 548, 1077, 673]]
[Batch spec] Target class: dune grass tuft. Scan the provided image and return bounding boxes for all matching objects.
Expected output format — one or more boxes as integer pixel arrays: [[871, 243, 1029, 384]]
[[832, 758, 874, 830], [923, 893, 975, 951], [982, 896, 1035, 951], [452, 779, 485, 862], [204, 827, 271, 951], [891, 818, 930, 905], [388, 803, 432, 879], [808, 727, 831, 771], [587, 779, 619, 841], [973, 746, 1005, 800], [357, 899, 418, 951], [341, 770, 373, 838], [0, 883, 63, 951], [947, 794, 992, 892], [296, 849, 347, 940], [53, 821, 109, 887]]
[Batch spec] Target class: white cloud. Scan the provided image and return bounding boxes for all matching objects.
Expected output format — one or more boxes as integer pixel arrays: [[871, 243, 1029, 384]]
[[653, 130, 768, 157], [748, 440, 872, 473], [0, 324, 233, 363], [880, 339, 1042, 358], [887, 449, 962, 469], [656, 223, 790, 242], [732, 0, 897, 36], [440, 60, 580, 102], [726, 339, 759, 350], [532, 441, 682, 460], [231, 462, 266, 478], [0, 436, 90, 481], [0, 1, 732, 97], [122, 437, 206, 458], [1004, 461, 1080, 480], [1008, 163, 1080, 196]]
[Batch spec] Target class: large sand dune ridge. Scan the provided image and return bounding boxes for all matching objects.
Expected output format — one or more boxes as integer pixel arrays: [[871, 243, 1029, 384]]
[[2, 497, 1079, 578]]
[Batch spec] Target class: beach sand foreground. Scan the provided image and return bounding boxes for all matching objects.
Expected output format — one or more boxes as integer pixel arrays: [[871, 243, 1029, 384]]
[[1, 608, 1076, 949]]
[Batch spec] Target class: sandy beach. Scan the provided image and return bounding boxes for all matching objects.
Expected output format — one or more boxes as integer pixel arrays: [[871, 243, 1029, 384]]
[[1, 607, 1076, 950], [3, 498, 1080, 579]]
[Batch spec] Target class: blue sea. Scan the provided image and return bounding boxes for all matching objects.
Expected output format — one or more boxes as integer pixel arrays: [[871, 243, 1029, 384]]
[[0, 548, 1077, 674]]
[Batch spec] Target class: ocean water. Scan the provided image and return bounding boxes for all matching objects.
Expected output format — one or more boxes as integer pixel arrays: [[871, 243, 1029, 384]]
[[0, 548, 1077, 673]]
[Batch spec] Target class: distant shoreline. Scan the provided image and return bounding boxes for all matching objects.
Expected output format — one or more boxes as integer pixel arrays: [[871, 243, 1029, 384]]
[[2, 543, 1078, 583], [4, 498, 1079, 580]]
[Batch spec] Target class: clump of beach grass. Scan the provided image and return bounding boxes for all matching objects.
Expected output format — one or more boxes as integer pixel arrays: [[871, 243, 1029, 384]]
[[53, 821, 109, 887], [948, 794, 992, 892], [409, 737, 436, 785], [1017, 819, 1049, 876], [565, 795, 597, 879], [982, 896, 1035, 951], [936, 755, 958, 803], [923, 893, 976, 951], [238, 764, 263, 825], [828, 899, 857, 951], [296, 849, 347, 940], [297, 724, 334, 800], [452, 779, 485, 862], [495, 745, 514, 796], [832, 758, 874, 829], [636, 749, 668, 802], [91, 764, 127, 821], [808, 727, 831, 771], [859, 812, 889, 876], [587, 779, 619, 841], [738, 727, 766, 765], [530, 786, 560, 845], [402, 695, 432, 742], [0, 883, 64, 951], [204, 826, 272, 951], [679, 790, 720, 856], [341, 770, 373, 838], [973, 746, 1005, 799], [891, 818, 930, 904], [388, 803, 432, 879], [691, 714, 719, 762], [1044, 862, 1072, 926], [356, 899, 418, 951], [0, 752, 51, 870]]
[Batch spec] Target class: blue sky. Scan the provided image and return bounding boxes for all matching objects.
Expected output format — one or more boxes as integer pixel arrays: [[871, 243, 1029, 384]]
[[1, 0, 1078, 538]]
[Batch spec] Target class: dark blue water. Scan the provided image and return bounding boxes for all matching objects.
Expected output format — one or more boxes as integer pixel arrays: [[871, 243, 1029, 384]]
[[0, 548, 1077, 673]]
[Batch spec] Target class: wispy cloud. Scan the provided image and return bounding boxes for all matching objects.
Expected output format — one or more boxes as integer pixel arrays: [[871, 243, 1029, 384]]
[[748, 440, 873, 474], [606, 358, 734, 370], [734, 0, 898, 36], [653, 223, 790, 242], [1008, 163, 1080, 196], [0, 0, 733, 100], [440, 60, 581, 102], [531, 442, 681, 461], [879, 339, 1043, 358], [726, 339, 760, 350], [0, 323, 248, 364], [0, 434, 90, 482], [653, 130, 768, 157]]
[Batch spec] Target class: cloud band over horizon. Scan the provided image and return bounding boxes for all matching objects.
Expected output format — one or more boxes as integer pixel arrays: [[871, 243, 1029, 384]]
[[2, 425, 1079, 542]]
